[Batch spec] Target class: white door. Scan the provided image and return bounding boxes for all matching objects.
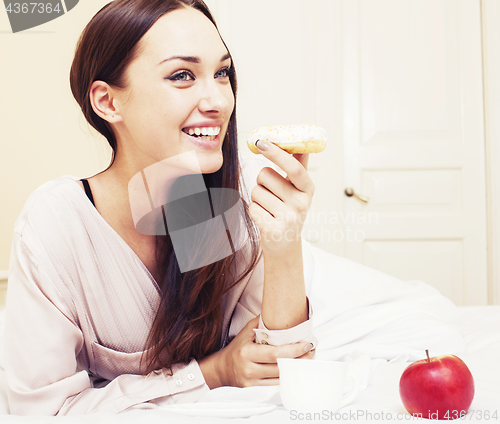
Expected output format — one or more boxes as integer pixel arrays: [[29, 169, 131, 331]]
[[206, 0, 488, 305], [338, 0, 488, 305]]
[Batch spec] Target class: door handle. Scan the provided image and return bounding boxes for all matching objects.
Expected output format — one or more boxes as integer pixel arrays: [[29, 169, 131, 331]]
[[344, 187, 369, 203]]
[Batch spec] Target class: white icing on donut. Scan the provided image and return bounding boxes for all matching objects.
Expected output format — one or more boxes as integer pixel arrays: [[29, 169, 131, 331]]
[[247, 124, 327, 154]]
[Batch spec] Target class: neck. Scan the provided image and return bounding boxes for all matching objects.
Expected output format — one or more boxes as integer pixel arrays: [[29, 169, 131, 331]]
[[104, 149, 205, 237]]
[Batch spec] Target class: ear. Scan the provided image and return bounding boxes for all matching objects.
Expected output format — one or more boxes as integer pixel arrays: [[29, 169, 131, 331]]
[[89, 80, 122, 123]]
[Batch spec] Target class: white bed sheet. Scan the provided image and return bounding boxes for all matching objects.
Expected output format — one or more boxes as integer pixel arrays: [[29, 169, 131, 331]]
[[1, 236, 499, 422], [1, 305, 499, 423]]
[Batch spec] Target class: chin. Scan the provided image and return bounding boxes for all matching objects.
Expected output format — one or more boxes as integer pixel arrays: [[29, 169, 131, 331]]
[[198, 150, 224, 174]]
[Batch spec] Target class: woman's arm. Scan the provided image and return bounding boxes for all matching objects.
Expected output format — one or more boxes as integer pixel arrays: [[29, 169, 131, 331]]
[[196, 240, 316, 389], [199, 316, 314, 388], [260, 245, 308, 329], [248, 140, 315, 331], [196, 148, 317, 388], [4, 233, 209, 415]]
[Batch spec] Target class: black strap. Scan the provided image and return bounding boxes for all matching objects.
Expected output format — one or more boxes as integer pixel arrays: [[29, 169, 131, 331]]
[[80, 179, 95, 207]]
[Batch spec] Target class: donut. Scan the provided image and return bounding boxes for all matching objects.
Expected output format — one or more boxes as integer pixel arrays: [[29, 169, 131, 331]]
[[247, 124, 327, 154]]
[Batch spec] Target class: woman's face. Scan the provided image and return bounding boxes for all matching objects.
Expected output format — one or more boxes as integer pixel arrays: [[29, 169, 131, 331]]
[[111, 6, 235, 174]]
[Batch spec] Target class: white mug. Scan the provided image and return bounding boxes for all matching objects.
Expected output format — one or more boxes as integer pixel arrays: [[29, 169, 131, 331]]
[[277, 358, 360, 413]]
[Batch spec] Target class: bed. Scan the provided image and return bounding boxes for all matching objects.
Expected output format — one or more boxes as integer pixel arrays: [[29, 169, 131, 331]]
[[1, 155, 499, 421], [1, 248, 499, 422]]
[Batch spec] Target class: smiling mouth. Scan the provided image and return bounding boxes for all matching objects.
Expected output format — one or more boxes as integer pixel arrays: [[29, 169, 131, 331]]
[[182, 126, 221, 141]]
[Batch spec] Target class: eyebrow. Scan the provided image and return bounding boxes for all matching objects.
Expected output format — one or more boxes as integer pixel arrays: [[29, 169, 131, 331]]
[[158, 53, 231, 66]]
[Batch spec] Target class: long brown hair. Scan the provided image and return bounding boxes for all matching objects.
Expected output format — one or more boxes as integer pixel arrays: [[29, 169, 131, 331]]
[[70, 0, 261, 375]]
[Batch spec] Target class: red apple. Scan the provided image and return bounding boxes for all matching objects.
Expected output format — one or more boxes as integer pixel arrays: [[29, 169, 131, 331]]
[[399, 350, 474, 420]]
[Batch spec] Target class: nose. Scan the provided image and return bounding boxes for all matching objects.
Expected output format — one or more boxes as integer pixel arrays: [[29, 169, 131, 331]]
[[198, 80, 233, 115]]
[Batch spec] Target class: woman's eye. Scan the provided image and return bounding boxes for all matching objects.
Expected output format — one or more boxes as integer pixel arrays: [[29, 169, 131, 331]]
[[215, 68, 231, 79], [167, 71, 195, 82]]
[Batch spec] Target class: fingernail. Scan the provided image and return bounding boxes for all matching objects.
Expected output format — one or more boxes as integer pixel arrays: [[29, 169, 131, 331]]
[[304, 342, 314, 352], [255, 139, 270, 151]]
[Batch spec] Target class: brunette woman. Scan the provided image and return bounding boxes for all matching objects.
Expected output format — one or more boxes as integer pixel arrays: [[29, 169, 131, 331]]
[[4, 0, 316, 415]]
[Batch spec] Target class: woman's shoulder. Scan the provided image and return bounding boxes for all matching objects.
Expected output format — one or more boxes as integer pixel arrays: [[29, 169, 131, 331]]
[[13, 175, 84, 237]]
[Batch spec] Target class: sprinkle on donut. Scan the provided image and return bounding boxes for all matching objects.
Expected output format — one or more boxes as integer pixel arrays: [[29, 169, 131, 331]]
[[247, 124, 327, 154]]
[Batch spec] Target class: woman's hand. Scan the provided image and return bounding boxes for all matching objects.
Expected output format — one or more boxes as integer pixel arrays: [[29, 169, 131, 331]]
[[248, 140, 314, 256], [199, 316, 314, 388]]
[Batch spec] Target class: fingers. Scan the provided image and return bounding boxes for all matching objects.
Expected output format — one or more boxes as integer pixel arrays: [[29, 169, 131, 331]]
[[253, 350, 313, 381], [246, 341, 313, 364], [250, 184, 284, 218], [255, 167, 296, 203], [255, 140, 313, 193], [275, 342, 315, 359], [292, 153, 309, 171], [243, 316, 260, 340], [245, 316, 260, 329], [238, 344, 314, 386], [251, 167, 312, 223], [248, 201, 274, 226], [253, 363, 279, 379], [230, 318, 315, 388], [296, 350, 315, 360], [231, 316, 260, 346]]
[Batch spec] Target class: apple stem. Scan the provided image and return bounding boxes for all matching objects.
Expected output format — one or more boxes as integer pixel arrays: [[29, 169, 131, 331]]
[[425, 349, 430, 363]]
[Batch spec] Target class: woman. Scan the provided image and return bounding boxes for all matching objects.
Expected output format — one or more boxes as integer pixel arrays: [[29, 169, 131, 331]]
[[4, 0, 316, 415]]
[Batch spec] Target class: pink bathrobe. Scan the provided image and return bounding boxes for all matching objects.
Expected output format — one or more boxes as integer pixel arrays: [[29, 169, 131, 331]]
[[4, 174, 315, 415]]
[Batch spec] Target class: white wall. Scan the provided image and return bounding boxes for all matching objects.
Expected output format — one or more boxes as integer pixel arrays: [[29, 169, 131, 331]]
[[0, 1, 113, 274]]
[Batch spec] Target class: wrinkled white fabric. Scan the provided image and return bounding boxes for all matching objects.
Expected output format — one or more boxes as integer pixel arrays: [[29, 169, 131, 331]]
[[302, 238, 466, 361]]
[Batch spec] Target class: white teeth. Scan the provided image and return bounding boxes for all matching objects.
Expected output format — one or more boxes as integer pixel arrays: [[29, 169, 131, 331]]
[[184, 126, 221, 137]]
